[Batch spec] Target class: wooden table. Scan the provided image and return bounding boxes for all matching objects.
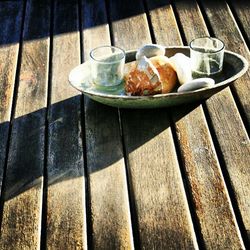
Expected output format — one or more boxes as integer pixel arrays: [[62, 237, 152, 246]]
[[0, 0, 249, 249]]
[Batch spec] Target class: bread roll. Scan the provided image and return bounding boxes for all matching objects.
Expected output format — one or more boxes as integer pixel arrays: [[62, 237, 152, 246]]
[[150, 56, 177, 94], [125, 55, 177, 96]]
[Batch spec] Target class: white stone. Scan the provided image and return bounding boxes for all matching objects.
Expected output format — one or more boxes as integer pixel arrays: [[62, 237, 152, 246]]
[[136, 44, 165, 61], [169, 53, 192, 85], [177, 78, 215, 92]]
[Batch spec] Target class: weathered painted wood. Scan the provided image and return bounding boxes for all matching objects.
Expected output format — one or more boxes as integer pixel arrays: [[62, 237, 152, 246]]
[[0, 0, 50, 249], [200, 0, 250, 128], [81, 0, 134, 248], [46, 0, 87, 249], [110, 0, 198, 248], [172, 0, 246, 248], [198, 0, 250, 243], [0, 1, 23, 198]]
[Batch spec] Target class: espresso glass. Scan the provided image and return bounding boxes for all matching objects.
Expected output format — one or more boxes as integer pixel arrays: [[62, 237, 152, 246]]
[[90, 45, 125, 88], [190, 37, 225, 78]]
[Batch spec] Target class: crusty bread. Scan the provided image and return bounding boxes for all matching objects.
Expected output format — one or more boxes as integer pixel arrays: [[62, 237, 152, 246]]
[[149, 56, 177, 94], [124, 55, 177, 96]]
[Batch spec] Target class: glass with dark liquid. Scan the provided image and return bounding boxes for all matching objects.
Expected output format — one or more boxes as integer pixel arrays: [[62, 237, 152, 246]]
[[190, 37, 225, 79]]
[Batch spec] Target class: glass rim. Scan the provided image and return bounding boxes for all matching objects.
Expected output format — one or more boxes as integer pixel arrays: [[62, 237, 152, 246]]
[[90, 45, 126, 64], [189, 36, 225, 54]]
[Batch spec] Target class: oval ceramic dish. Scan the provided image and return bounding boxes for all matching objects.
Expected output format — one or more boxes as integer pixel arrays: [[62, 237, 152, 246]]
[[69, 46, 248, 109]]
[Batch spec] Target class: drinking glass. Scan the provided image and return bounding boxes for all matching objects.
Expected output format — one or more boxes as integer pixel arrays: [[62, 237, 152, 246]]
[[90, 45, 125, 88], [190, 37, 225, 78]]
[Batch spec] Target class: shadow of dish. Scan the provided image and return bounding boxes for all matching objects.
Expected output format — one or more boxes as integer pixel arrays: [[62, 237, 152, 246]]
[[85, 98, 192, 173], [0, 96, 83, 202], [0, 93, 201, 202], [0, 89, 201, 249]]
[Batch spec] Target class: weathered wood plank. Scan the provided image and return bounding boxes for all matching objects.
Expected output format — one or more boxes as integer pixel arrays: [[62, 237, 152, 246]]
[[81, 0, 134, 248], [84, 101, 134, 249], [200, 0, 250, 128], [110, 0, 198, 248], [46, 0, 86, 249], [230, 0, 250, 45], [82, 0, 110, 60], [0, 0, 50, 248], [146, 0, 181, 46], [198, 0, 250, 243], [110, 0, 151, 50], [172, 0, 246, 247], [205, 90, 250, 242], [0, 0, 23, 198]]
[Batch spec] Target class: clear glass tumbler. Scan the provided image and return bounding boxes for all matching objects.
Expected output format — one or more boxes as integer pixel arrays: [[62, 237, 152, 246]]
[[90, 45, 125, 88], [190, 37, 225, 78]]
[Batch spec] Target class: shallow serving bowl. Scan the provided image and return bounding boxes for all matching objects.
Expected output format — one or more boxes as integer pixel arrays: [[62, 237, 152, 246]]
[[69, 46, 248, 109]]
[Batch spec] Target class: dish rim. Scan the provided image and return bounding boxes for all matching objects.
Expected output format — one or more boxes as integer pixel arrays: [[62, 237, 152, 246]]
[[69, 46, 249, 100]]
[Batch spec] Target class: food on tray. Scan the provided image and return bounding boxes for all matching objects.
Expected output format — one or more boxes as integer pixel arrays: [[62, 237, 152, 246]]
[[122, 44, 218, 96], [124, 55, 177, 96], [124, 44, 196, 96]]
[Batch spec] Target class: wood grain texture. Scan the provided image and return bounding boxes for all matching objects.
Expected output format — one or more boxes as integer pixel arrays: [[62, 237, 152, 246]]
[[172, 0, 208, 39], [198, 0, 250, 243], [82, 0, 110, 60], [110, 0, 198, 248], [84, 101, 133, 249], [146, 0, 182, 45], [121, 110, 199, 249], [200, 0, 250, 128], [173, 103, 245, 249], [0, 1, 248, 249], [46, 0, 86, 249], [149, 1, 242, 248], [205, 90, 250, 242], [110, 0, 151, 51], [0, 1, 23, 197], [173, 0, 246, 248], [81, 0, 134, 248], [230, 0, 250, 45], [0, 0, 50, 249]]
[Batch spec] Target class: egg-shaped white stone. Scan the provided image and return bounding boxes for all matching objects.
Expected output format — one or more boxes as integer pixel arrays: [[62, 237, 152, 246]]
[[136, 44, 165, 61], [177, 78, 215, 93], [169, 53, 192, 85]]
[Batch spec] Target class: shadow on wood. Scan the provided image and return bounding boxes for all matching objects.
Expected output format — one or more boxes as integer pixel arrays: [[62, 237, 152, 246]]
[[0, 94, 201, 203], [0, 0, 170, 46]]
